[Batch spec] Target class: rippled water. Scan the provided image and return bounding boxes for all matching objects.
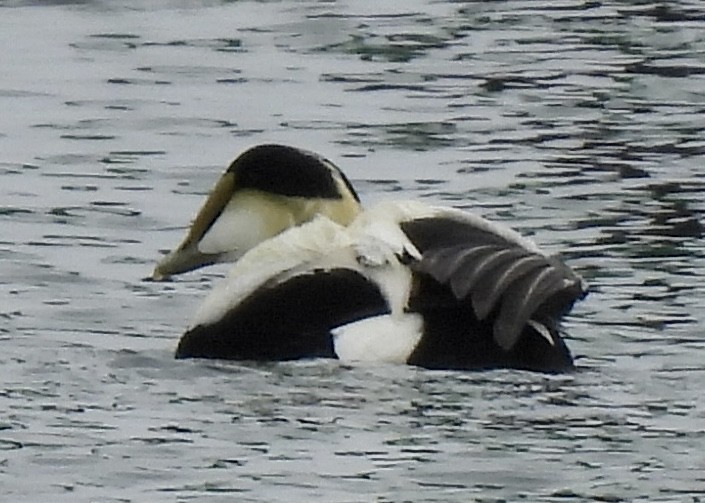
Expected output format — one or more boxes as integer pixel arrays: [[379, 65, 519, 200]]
[[2, 0, 705, 501]]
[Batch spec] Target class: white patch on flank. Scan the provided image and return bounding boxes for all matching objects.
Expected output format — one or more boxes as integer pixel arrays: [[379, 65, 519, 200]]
[[527, 320, 554, 346], [333, 313, 424, 364]]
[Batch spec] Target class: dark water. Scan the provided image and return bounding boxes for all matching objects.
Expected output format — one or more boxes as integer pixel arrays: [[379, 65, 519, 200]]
[[2, 0, 705, 501]]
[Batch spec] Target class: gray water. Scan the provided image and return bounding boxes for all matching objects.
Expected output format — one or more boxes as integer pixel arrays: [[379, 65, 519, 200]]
[[2, 0, 705, 501]]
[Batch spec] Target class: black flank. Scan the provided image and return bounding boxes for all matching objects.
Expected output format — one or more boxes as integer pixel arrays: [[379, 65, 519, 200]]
[[406, 275, 574, 371], [176, 268, 388, 361], [408, 304, 574, 372]]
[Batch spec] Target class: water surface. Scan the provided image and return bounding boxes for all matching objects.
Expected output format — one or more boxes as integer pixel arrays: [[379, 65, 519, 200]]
[[2, 1, 705, 501]]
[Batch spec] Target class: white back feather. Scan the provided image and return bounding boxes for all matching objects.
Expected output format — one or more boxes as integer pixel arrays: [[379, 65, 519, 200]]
[[191, 216, 357, 328]]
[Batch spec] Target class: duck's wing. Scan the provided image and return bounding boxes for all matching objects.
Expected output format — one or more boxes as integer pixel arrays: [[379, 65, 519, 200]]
[[400, 209, 587, 351]]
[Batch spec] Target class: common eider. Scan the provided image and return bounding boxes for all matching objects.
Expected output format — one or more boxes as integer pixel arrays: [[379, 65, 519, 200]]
[[152, 144, 587, 372]]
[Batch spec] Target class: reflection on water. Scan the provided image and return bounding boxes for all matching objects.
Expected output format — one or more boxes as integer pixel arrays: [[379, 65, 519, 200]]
[[1, 0, 705, 501]]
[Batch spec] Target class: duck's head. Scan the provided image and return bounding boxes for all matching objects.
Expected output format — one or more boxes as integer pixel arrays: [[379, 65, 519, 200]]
[[151, 144, 362, 280]]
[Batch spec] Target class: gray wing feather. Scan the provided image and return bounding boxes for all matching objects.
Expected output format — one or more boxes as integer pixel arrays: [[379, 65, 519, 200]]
[[422, 244, 498, 284], [469, 252, 548, 320], [492, 265, 574, 350], [403, 215, 586, 351], [449, 247, 517, 299]]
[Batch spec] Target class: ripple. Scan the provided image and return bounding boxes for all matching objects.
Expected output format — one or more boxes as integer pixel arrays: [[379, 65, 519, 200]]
[[2, 1, 705, 502]]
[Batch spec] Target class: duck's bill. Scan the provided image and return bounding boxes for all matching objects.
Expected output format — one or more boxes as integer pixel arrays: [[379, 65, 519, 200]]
[[151, 172, 238, 281], [151, 245, 219, 281]]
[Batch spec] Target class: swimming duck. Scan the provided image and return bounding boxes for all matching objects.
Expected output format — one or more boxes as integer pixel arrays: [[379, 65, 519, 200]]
[[152, 144, 587, 372]]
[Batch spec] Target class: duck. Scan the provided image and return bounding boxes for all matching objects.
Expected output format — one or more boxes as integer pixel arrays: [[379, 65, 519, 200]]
[[152, 144, 587, 373]]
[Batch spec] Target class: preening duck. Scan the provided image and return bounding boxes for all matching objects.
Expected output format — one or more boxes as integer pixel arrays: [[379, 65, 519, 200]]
[[152, 144, 587, 372]]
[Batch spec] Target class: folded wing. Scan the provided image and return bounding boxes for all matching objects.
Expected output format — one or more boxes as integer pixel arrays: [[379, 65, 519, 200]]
[[401, 213, 587, 351]]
